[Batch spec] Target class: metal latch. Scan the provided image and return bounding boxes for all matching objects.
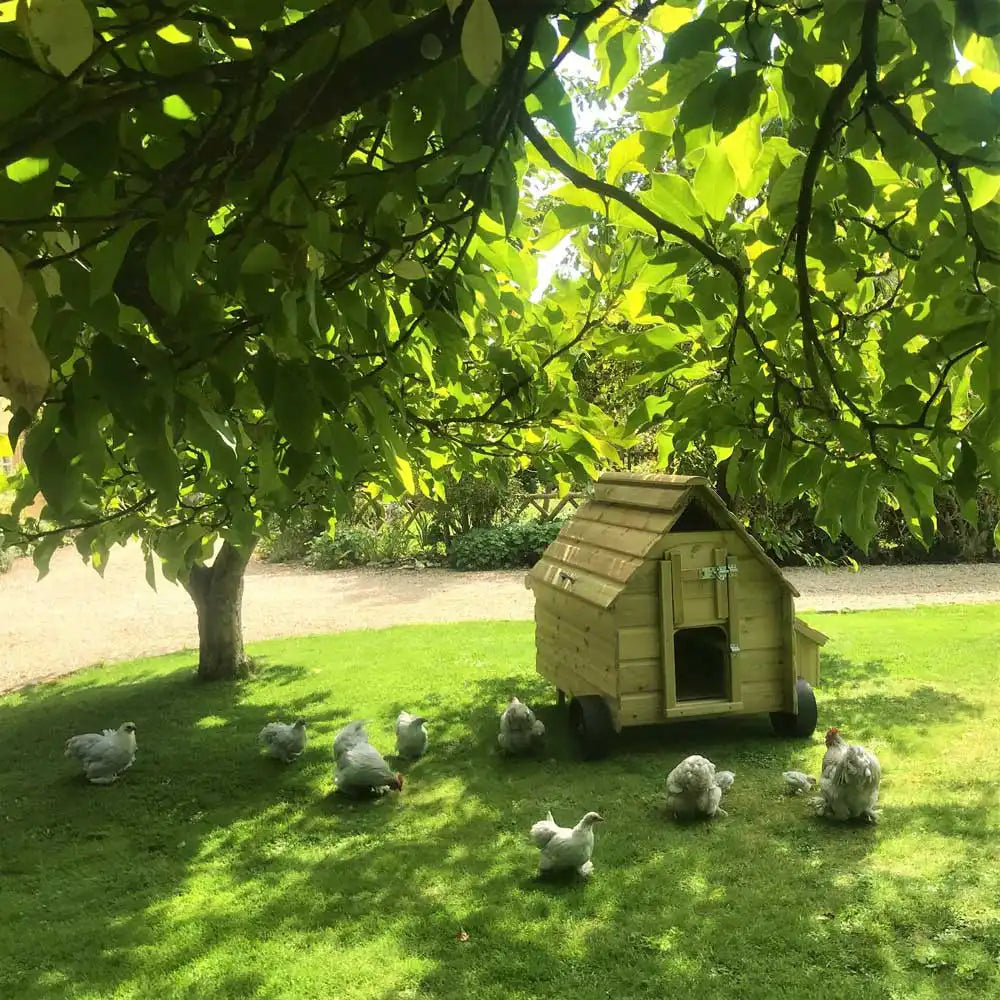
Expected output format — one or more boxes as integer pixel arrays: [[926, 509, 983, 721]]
[[698, 563, 739, 581]]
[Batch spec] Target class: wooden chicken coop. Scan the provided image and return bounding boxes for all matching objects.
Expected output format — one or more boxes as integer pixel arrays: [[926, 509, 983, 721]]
[[525, 472, 828, 757]]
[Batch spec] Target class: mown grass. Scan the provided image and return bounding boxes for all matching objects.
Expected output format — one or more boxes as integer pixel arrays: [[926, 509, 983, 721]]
[[1, 607, 998, 1000]]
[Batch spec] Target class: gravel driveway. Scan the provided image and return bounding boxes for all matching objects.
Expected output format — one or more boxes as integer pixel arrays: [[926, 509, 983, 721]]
[[2, 543, 998, 693]]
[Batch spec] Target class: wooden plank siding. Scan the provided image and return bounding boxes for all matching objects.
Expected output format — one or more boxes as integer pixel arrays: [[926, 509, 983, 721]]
[[592, 481, 690, 512], [572, 501, 678, 534], [535, 634, 617, 701], [556, 518, 665, 560]]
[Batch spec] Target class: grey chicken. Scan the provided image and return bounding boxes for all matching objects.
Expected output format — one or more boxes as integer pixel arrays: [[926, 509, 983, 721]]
[[65, 722, 137, 784], [782, 770, 817, 794], [333, 720, 369, 763], [530, 810, 603, 877], [497, 696, 545, 755], [395, 711, 428, 759], [258, 717, 307, 763], [815, 727, 882, 823], [335, 741, 403, 797], [665, 754, 732, 819]]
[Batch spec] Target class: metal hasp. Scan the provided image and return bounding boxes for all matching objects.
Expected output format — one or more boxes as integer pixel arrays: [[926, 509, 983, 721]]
[[698, 563, 739, 581]]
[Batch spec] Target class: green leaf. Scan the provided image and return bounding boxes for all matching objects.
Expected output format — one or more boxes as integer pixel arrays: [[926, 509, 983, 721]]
[[392, 258, 429, 280], [146, 235, 183, 314], [641, 173, 704, 231], [274, 361, 320, 451], [19, 0, 94, 76], [842, 159, 875, 211], [133, 442, 181, 501], [719, 116, 762, 193], [460, 0, 502, 87], [834, 421, 870, 456], [144, 546, 158, 592], [32, 532, 62, 580], [605, 29, 641, 98], [712, 72, 764, 137], [530, 72, 577, 148], [88, 222, 144, 303], [767, 155, 806, 229], [693, 146, 737, 221], [966, 168, 1000, 211]]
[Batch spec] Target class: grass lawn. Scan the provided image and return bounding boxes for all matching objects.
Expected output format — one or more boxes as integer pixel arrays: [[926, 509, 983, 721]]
[[1, 606, 998, 1000]]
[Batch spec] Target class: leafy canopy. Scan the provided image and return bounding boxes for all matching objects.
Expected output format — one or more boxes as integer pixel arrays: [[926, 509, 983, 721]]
[[0, 0, 620, 580], [1, 0, 999, 576]]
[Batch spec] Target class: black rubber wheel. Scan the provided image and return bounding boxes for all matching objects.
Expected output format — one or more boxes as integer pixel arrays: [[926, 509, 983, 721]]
[[568, 695, 615, 760], [770, 679, 818, 738]]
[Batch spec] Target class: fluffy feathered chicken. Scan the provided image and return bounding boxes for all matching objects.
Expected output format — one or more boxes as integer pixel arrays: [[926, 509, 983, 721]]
[[665, 754, 732, 819], [530, 810, 603, 877], [395, 711, 428, 759], [258, 717, 307, 763], [335, 740, 404, 797], [65, 722, 137, 784], [815, 727, 882, 823], [782, 770, 817, 794], [333, 720, 369, 763], [497, 696, 545, 755]]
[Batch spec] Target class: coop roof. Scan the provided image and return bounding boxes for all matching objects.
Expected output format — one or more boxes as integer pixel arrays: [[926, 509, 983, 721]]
[[526, 471, 800, 610]]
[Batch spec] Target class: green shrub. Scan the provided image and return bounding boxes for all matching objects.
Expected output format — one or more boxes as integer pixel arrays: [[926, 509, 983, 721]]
[[304, 526, 379, 569], [259, 510, 328, 563], [448, 518, 566, 571]]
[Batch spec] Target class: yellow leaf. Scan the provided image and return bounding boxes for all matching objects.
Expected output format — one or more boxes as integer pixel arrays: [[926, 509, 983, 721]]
[[157, 24, 193, 44], [394, 455, 416, 494], [0, 246, 23, 314], [648, 4, 694, 33], [0, 306, 50, 414], [162, 94, 196, 121]]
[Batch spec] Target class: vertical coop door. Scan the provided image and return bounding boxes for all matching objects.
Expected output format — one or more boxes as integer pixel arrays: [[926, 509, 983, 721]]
[[658, 536, 744, 718]]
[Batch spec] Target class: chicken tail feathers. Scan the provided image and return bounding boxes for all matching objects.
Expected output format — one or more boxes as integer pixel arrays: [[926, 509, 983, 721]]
[[530, 811, 559, 847]]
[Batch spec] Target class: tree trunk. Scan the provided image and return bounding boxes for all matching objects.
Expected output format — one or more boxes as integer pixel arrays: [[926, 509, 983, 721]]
[[182, 540, 256, 681]]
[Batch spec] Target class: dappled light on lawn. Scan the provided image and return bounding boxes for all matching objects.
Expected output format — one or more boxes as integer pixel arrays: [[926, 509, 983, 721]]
[[0, 611, 998, 998]]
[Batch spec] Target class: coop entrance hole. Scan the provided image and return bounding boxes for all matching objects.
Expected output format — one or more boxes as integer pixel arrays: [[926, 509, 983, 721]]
[[674, 625, 730, 701]]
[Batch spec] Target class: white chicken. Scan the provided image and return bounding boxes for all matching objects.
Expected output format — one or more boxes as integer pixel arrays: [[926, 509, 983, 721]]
[[395, 711, 428, 759], [665, 754, 732, 819], [815, 727, 882, 823], [497, 696, 545, 755], [782, 770, 817, 795], [333, 720, 369, 763], [258, 717, 307, 763], [530, 810, 603, 877], [335, 741, 404, 797], [65, 722, 137, 784]]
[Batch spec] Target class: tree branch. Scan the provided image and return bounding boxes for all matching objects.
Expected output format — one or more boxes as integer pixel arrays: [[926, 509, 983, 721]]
[[792, 0, 880, 403]]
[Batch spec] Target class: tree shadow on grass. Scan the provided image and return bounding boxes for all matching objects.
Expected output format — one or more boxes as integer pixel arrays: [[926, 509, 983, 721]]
[[0, 638, 995, 1000]]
